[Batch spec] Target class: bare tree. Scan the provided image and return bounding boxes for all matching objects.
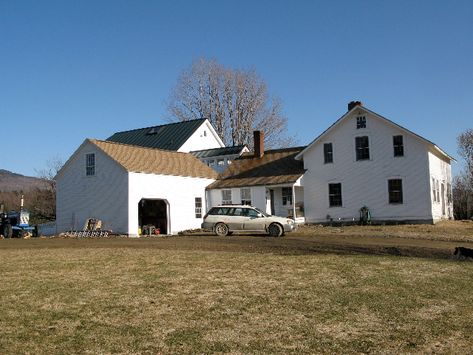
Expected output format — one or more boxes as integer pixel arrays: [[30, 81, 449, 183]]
[[32, 157, 63, 222], [455, 129, 473, 219], [458, 129, 473, 183], [167, 58, 295, 149]]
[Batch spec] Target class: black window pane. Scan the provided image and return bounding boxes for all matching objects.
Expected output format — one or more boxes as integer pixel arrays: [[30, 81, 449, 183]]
[[388, 179, 403, 204], [324, 143, 333, 163], [329, 183, 342, 207], [393, 135, 404, 157], [355, 136, 370, 160], [356, 116, 366, 129]]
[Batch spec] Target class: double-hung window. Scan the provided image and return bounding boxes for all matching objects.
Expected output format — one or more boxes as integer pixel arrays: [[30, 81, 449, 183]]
[[240, 188, 251, 205], [393, 135, 404, 157], [328, 183, 342, 207], [195, 197, 202, 218], [282, 187, 293, 206], [432, 178, 437, 202], [355, 136, 370, 161], [86, 153, 95, 176], [388, 179, 403, 204], [324, 143, 333, 164], [222, 189, 232, 205]]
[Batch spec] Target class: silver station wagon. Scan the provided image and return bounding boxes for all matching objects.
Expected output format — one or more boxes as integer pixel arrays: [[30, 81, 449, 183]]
[[202, 205, 296, 237]]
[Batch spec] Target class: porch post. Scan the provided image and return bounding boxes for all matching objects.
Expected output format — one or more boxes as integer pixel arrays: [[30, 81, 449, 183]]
[[292, 185, 296, 220]]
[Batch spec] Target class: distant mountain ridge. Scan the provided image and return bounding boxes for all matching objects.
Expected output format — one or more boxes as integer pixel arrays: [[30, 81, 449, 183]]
[[0, 169, 48, 192]]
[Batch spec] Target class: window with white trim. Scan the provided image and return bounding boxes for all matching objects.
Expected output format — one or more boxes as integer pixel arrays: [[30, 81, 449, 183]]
[[356, 116, 366, 129], [355, 136, 370, 160], [324, 143, 333, 164], [86, 153, 95, 176], [222, 189, 232, 205], [240, 188, 251, 205], [393, 135, 404, 157], [282, 187, 293, 205], [432, 178, 437, 202], [195, 197, 202, 218], [328, 183, 342, 207], [388, 179, 403, 204]]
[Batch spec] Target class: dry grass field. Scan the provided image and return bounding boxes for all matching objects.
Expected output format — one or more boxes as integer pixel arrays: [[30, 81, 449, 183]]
[[1, 221, 473, 354]]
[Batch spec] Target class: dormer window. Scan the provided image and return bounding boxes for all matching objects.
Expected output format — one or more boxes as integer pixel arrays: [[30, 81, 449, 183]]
[[356, 116, 366, 129]]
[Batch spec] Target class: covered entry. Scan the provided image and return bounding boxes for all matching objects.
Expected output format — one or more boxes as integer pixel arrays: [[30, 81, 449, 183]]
[[138, 198, 169, 235]]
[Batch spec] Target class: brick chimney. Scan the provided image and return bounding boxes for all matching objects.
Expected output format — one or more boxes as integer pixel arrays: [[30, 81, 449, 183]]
[[254, 130, 264, 158], [348, 101, 363, 111]]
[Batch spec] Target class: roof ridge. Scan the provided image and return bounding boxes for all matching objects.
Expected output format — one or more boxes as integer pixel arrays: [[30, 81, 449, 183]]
[[190, 144, 247, 153], [244, 146, 306, 155], [89, 138, 195, 156], [109, 118, 207, 135]]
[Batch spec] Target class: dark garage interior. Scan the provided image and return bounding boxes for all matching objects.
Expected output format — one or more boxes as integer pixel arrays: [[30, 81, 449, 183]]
[[138, 198, 168, 235]]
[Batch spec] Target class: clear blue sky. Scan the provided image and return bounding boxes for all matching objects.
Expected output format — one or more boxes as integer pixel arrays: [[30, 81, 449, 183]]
[[1, 0, 472, 176]]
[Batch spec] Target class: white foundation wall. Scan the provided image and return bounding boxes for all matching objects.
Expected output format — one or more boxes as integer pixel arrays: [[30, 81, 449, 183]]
[[301, 110, 435, 223], [56, 142, 129, 234], [128, 172, 214, 235], [428, 151, 453, 221], [178, 120, 224, 152]]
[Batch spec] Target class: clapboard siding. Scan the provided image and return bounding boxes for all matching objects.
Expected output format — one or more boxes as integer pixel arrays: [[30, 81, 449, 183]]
[[56, 142, 129, 233], [428, 150, 453, 221], [178, 120, 224, 152], [128, 173, 214, 235], [301, 109, 437, 223], [207, 186, 267, 212]]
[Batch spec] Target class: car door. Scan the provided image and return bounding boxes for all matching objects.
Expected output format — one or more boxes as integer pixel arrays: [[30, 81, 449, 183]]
[[242, 208, 266, 232], [225, 208, 246, 231]]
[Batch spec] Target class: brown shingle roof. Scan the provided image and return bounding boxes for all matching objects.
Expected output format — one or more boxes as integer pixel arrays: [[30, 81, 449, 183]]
[[89, 139, 218, 179], [207, 147, 306, 189]]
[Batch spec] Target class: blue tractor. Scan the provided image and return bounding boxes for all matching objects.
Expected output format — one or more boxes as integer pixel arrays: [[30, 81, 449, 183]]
[[0, 199, 36, 238]]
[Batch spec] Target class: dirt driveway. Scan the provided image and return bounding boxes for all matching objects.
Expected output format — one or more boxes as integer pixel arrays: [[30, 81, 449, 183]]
[[1, 223, 472, 260]]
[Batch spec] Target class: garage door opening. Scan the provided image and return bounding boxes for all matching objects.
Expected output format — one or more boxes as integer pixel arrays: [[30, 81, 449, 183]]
[[138, 199, 169, 235]]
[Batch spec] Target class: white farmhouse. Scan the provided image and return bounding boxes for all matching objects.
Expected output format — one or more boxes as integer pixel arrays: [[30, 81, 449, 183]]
[[56, 139, 217, 235], [56, 102, 454, 236], [296, 101, 454, 224]]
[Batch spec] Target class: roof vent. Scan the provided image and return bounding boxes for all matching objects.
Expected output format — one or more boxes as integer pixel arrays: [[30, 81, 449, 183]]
[[348, 101, 363, 111], [146, 127, 159, 135]]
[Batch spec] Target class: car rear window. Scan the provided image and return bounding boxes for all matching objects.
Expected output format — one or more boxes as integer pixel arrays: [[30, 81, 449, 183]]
[[208, 207, 231, 215]]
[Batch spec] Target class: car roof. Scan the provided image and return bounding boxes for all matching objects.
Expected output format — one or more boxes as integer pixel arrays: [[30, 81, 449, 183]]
[[212, 205, 254, 208]]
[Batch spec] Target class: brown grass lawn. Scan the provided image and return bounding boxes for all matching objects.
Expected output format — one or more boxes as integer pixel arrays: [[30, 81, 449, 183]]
[[1, 221, 473, 354]]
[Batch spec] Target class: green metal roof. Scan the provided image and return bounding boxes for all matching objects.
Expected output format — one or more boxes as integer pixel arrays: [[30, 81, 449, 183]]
[[190, 145, 247, 158], [107, 119, 206, 151]]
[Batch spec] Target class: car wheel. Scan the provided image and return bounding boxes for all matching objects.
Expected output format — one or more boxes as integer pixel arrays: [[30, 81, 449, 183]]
[[215, 223, 229, 237], [268, 223, 283, 237]]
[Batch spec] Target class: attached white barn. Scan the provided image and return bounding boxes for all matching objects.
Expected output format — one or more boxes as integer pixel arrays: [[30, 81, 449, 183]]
[[56, 139, 217, 235], [295, 101, 454, 224]]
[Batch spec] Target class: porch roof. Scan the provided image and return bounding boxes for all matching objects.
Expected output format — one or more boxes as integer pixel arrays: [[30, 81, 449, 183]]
[[207, 146, 306, 189]]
